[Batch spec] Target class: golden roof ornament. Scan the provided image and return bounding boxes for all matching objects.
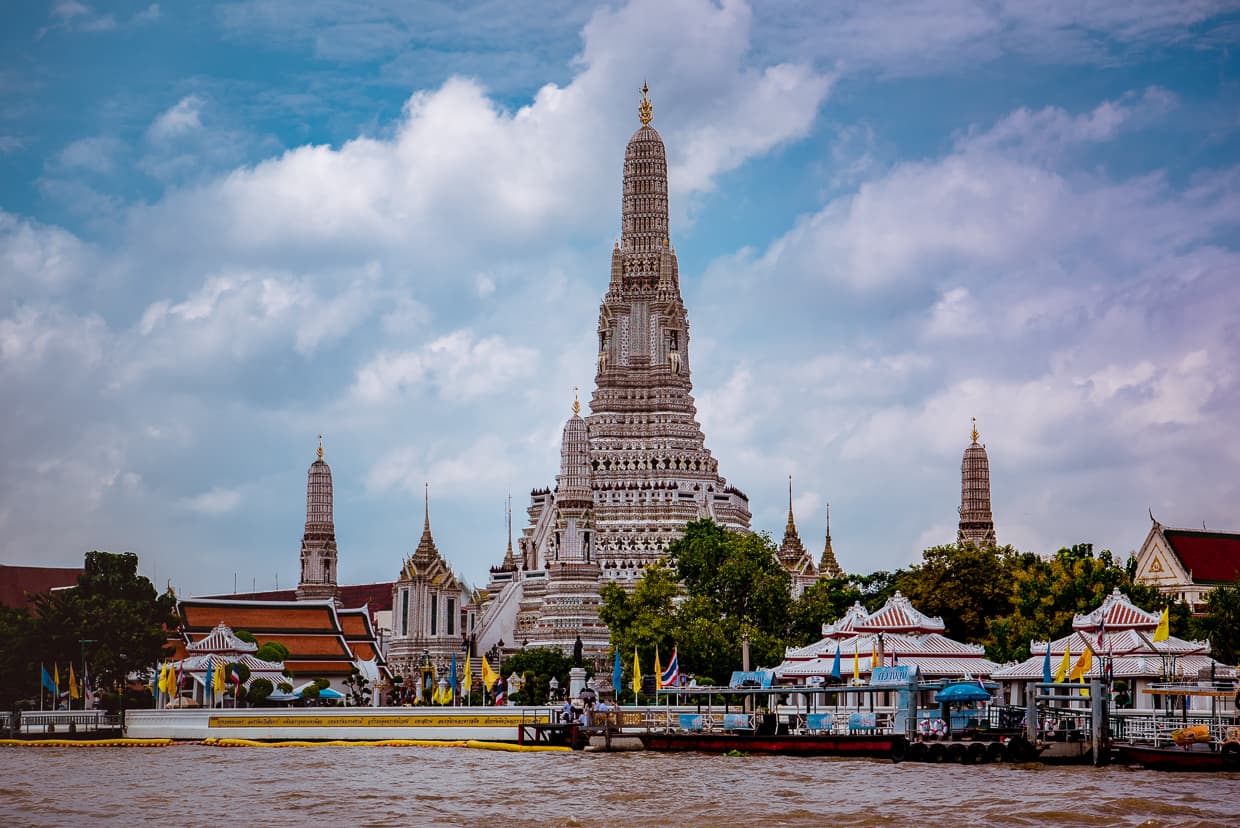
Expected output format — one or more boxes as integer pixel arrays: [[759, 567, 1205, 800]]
[[970, 417, 979, 444], [638, 81, 653, 126], [572, 386, 581, 417], [317, 434, 324, 459]]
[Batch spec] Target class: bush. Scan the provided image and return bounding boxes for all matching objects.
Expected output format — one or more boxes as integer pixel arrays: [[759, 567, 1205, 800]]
[[277, 682, 293, 694], [300, 685, 321, 702], [255, 642, 289, 663], [234, 630, 257, 644], [247, 678, 274, 705]]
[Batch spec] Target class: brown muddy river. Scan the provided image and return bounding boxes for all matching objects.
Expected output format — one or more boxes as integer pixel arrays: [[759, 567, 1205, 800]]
[[2, 745, 1238, 826]]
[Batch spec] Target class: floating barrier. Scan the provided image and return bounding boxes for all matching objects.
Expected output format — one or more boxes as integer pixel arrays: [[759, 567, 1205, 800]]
[[0, 738, 173, 748], [202, 737, 569, 752], [899, 736, 1036, 764]]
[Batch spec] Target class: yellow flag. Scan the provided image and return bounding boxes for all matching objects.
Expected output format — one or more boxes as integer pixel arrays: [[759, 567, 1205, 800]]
[[871, 641, 878, 671], [852, 647, 860, 681], [632, 648, 642, 695], [481, 656, 498, 691], [213, 662, 225, 694], [654, 647, 663, 692], [69, 664, 80, 700], [463, 653, 472, 697], [53, 663, 60, 690], [1153, 606, 1170, 642], [1069, 646, 1092, 682], [1054, 647, 1071, 682]]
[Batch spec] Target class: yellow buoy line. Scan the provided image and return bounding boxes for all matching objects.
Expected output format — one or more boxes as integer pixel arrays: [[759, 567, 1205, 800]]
[[0, 737, 567, 752], [202, 737, 569, 752], [0, 738, 173, 748]]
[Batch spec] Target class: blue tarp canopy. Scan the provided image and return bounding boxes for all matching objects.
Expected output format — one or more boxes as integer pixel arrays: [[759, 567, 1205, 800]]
[[935, 683, 991, 703]]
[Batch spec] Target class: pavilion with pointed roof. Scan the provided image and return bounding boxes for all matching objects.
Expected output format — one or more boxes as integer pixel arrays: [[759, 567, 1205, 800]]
[[775, 591, 1001, 683], [990, 588, 1234, 711]]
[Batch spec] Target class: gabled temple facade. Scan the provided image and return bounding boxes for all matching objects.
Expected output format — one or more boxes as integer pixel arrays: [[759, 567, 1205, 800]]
[[386, 488, 474, 678], [1133, 515, 1240, 613], [476, 86, 751, 658]]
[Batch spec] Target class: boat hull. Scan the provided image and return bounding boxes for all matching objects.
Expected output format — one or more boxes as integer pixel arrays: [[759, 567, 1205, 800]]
[[1119, 743, 1240, 772], [638, 731, 904, 758]]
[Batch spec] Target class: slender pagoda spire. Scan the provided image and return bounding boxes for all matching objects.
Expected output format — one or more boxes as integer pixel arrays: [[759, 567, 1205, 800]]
[[296, 434, 339, 603], [958, 417, 997, 546], [819, 502, 844, 578], [779, 475, 809, 568]]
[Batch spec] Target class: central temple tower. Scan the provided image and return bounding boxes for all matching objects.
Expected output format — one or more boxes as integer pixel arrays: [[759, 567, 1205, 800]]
[[483, 86, 751, 656], [585, 84, 751, 579]]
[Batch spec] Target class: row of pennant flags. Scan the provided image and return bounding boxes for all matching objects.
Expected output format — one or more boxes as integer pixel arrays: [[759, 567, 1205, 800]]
[[39, 662, 93, 708]]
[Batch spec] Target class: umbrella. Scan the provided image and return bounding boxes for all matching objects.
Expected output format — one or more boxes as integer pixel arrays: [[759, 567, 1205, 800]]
[[319, 687, 344, 700], [935, 683, 991, 703]]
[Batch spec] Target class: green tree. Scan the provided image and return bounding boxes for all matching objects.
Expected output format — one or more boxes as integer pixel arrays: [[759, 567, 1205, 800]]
[[501, 647, 576, 705], [788, 577, 863, 645], [28, 551, 178, 697], [0, 606, 35, 708], [985, 544, 1182, 662], [1190, 580, 1240, 664], [599, 560, 681, 662], [233, 630, 257, 644], [896, 542, 1023, 646]]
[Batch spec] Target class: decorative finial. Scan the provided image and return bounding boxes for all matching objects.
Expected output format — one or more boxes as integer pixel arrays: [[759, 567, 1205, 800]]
[[970, 417, 979, 444], [638, 81, 653, 126], [825, 502, 831, 538], [572, 386, 581, 417], [424, 482, 430, 529], [317, 434, 324, 460]]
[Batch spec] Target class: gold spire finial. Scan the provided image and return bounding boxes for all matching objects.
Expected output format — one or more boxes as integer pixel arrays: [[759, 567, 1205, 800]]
[[638, 81, 653, 126], [572, 386, 581, 417], [970, 417, 979, 444], [317, 434, 324, 460]]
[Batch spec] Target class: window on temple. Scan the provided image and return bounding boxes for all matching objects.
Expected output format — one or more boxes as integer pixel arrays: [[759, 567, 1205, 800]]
[[400, 590, 409, 637], [430, 596, 438, 636], [447, 598, 456, 635]]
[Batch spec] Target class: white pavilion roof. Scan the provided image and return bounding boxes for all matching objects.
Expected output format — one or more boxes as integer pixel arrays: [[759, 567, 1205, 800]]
[[779, 592, 996, 680], [186, 621, 259, 654], [993, 653, 1227, 681], [1071, 588, 1160, 631]]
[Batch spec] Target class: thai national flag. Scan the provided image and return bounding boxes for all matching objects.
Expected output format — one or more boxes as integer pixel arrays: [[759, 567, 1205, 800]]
[[661, 646, 680, 687]]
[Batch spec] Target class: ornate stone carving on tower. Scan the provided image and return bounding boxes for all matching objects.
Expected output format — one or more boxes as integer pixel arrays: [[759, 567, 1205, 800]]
[[296, 436, 340, 603], [958, 418, 997, 546], [587, 83, 751, 578], [819, 503, 845, 579], [476, 85, 752, 657], [526, 393, 608, 652]]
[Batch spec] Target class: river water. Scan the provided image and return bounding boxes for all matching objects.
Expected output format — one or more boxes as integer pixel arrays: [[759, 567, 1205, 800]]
[[2, 746, 1238, 827]]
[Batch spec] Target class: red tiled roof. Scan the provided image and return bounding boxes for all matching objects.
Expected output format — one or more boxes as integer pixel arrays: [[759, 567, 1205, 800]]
[[0, 565, 83, 610], [214, 581, 394, 617], [1165, 530, 1240, 583]]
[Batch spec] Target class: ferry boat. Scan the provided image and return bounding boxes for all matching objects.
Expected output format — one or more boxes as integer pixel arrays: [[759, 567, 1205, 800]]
[[1115, 683, 1240, 772]]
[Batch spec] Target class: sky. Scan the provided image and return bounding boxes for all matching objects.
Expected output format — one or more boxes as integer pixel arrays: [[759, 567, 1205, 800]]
[[2, 0, 1239, 598]]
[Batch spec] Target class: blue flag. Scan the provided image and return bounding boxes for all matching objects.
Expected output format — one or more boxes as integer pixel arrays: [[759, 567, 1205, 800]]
[[1042, 644, 1052, 684], [612, 648, 622, 694], [449, 653, 458, 695], [831, 646, 842, 681], [41, 664, 57, 694], [205, 662, 214, 699]]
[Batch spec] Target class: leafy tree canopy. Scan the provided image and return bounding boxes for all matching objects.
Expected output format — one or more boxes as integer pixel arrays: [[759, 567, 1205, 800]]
[[1189, 579, 1240, 664]]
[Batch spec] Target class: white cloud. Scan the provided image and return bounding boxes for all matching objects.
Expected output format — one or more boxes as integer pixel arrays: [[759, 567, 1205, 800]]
[[148, 95, 205, 141], [182, 486, 243, 515], [353, 330, 539, 404]]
